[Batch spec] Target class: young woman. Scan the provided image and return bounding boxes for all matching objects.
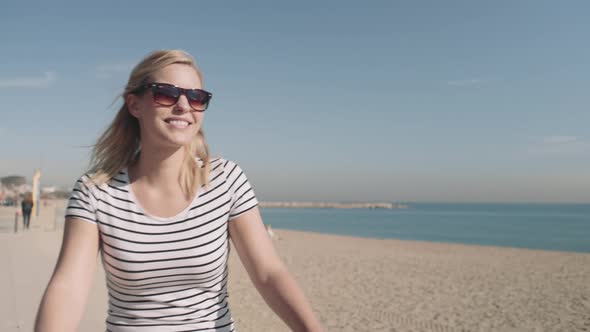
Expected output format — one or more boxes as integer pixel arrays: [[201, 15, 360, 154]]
[[35, 50, 324, 332]]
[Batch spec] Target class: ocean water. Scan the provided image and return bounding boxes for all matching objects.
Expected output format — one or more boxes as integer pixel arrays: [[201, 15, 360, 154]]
[[259, 203, 590, 253]]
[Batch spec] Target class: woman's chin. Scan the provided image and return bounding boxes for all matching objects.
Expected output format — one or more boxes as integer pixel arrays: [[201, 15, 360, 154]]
[[143, 127, 199, 150], [165, 138, 194, 148], [146, 136, 193, 151]]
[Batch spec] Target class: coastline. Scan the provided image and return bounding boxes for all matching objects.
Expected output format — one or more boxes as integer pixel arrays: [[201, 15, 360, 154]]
[[258, 201, 408, 209]]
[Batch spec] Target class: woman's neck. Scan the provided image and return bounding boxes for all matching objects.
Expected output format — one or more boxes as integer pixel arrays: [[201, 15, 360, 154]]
[[129, 144, 186, 191]]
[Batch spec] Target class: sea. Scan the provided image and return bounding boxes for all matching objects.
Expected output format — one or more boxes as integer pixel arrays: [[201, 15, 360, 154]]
[[259, 203, 590, 253]]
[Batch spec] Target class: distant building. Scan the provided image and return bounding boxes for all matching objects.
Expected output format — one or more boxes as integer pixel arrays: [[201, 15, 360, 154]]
[[41, 186, 57, 194], [0, 175, 28, 200], [1, 175, 26, 188]]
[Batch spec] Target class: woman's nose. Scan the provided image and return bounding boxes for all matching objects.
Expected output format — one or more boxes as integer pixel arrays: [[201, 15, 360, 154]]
[[174, 95, 192, 113]]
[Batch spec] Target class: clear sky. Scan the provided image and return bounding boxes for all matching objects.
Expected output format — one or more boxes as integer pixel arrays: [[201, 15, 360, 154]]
[[0, 1, 588, 203]]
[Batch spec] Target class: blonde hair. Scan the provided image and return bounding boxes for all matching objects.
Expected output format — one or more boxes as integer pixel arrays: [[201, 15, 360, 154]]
[[89, 50, 211, 197]]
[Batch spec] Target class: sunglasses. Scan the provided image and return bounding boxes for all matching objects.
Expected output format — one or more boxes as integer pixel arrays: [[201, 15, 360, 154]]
[[133, 82, 212, 112]]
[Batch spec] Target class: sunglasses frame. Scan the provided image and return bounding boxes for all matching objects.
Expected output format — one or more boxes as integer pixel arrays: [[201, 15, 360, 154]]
[[132, 82, 213, 112]]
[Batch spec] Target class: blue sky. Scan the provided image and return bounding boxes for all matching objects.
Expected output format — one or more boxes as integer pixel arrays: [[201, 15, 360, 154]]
[[0, 1, 588, 203]]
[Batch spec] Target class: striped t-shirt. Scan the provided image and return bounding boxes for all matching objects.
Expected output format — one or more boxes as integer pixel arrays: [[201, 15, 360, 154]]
[[65, 158, 258, 332]]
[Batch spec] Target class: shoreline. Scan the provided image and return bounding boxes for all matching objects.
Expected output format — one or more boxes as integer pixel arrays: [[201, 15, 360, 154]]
[[2, 201, 588, 254], [271, 227, 590, 255], [259, 201, 408, 209]]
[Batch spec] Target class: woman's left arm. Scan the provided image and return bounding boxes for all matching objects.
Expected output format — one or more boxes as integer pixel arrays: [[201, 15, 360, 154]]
[[228, 207, 324, 332]]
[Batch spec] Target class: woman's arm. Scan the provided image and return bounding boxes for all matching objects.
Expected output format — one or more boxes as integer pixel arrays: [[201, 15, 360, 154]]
[[35, 218, 100, 332], [228, 207, 324, 332]]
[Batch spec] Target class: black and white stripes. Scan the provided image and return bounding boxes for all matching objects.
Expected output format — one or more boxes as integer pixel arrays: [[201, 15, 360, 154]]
[[66, 158, 258, 331]]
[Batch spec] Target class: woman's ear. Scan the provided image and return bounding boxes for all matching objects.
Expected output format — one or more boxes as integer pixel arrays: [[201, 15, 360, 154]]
[[126, 94, 141, 118]]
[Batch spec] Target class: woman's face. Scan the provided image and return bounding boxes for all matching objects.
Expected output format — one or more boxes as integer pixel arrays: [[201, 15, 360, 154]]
[[128, 63, 205, 150]]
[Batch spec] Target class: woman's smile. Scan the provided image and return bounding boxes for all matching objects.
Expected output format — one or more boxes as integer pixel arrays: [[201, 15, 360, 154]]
[[164, 116, 193, 129]]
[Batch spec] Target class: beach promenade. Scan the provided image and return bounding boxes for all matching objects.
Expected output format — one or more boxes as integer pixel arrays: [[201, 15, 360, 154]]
[[1, 200, 589, 331]]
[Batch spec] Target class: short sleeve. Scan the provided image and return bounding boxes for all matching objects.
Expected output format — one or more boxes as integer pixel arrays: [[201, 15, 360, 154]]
[[65, 175, 99, 225], [225, 160, 259, 221]]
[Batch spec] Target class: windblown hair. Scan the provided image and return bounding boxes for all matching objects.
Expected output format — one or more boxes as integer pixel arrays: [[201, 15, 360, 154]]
[[88, 50, 210, 197]]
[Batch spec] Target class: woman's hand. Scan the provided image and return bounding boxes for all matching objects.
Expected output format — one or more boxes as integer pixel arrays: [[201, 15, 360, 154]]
[[229, 207, 324, 332]]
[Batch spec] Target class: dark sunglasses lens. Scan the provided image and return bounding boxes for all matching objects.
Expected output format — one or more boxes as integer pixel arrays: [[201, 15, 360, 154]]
[[187, 90, 209, 111], [152, 86, 179, 106]]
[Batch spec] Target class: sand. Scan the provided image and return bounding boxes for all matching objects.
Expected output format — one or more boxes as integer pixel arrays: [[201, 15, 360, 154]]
[[1, 202, 589, 332]]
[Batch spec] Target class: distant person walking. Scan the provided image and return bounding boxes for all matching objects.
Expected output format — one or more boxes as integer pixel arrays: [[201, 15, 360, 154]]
[[21, 193, 34, 230]]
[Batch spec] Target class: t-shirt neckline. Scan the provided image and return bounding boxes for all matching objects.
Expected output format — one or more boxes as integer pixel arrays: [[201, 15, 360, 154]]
[[121, 167, 202, 222]]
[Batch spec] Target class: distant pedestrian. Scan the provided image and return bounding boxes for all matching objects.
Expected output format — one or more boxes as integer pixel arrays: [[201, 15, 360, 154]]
[[21, 193, 34, 230]]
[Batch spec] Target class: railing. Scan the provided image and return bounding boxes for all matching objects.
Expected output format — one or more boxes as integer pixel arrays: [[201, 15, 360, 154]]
[[0, 211, 20, 233]]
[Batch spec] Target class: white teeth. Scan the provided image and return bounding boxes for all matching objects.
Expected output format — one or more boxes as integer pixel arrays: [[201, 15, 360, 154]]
[[168, 120, 190, 127]]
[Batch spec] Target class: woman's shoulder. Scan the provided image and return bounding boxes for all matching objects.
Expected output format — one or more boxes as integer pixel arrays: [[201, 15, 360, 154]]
[[201, 157, 252, 184], [70, 172, 114, 194], [200, 156, 240, 171]]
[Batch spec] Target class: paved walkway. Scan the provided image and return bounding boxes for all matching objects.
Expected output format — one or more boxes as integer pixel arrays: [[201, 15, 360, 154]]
[[0, 201, 107, 332]]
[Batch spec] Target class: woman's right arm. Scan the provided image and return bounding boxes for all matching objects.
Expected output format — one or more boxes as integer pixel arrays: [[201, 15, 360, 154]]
[[35, 218, 100, 332]]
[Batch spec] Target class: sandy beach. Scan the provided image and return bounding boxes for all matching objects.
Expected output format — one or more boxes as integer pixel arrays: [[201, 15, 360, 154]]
[[1, 202, 589, 332]]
